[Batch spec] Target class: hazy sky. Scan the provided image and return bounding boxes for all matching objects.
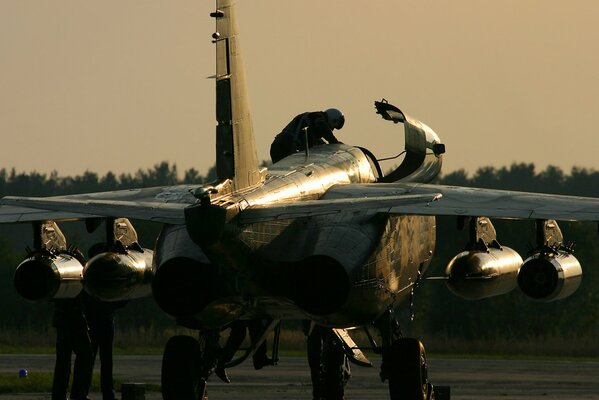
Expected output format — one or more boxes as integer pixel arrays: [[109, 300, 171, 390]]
[[1, 1, 598, 178]]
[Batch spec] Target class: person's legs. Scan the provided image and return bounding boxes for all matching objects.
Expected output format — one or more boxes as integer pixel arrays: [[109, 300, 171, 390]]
[[270, 134, 294, 163], [97, 321, 117, 400], [70, 327, 93, 400], [52, 328, 72, 400]]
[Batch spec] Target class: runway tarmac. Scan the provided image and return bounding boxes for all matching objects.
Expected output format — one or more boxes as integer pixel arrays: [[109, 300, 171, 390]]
[[1, 354, 598, 399]]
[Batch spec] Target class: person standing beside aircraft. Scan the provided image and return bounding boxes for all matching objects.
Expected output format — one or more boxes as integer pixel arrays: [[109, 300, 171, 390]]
[[270, 108, 345, 163], [51, 295, 94, 400], [82, 292, 127, 400]]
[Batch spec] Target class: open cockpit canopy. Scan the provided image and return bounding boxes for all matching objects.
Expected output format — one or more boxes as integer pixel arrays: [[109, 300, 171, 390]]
[[359, 99, 445, 184]]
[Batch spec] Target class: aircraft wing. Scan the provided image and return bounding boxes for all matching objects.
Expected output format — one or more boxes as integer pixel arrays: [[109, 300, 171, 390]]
[[0, 197, 187, 224], [0, 205, 98, 223], [0, 185, 197, 224], [4, 182, 599, 226], [240, 182, 599, 223], [238, 193, 442, 223], [320, 182, 599, 221], [1, 193, 440, 225]]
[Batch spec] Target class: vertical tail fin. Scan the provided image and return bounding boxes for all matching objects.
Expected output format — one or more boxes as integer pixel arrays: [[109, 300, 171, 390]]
[[212, 0, 261, 190]]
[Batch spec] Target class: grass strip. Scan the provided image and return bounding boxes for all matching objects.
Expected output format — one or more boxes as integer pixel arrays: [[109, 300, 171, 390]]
[[0, 372, 160, 394]]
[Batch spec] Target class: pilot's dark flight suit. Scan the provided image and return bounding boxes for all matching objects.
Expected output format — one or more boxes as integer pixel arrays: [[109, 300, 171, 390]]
[[270, 111, 340, 163], [82, 292, 127, 400], [51, 296, 93, 400]]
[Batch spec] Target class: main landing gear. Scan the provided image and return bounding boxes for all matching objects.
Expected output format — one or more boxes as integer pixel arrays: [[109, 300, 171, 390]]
[[387, 338, 432, 400], [306, 324, 352, 400], [160, 316, 442, 400], [161, 321, 280, 400], [305, 311, 438, 400], [376, 311, 435, 400], [161, 335, 209, 400]]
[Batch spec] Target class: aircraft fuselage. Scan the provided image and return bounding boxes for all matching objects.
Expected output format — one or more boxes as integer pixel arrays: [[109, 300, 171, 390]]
[[153, 144, 436, 329]]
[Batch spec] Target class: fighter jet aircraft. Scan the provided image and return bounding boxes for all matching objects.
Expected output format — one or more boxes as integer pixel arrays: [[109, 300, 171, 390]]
[[1, 1, 597, 399]]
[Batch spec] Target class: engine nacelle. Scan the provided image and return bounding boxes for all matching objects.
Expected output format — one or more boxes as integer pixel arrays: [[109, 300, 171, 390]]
[[279, 215, 435, 327], [445, 247, 523, 300], [518, 251, 582, 301], [14, 252, 84, 301], [288, 255, 351, 317], [83, 249, 154, 301], [151, 224, 220, 319]]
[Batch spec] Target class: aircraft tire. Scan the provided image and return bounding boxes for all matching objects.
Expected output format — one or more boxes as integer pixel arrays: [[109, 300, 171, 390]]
[[161, 335, 206, 400], [321, 332, 351, 399], [388, 338, 429, 400]]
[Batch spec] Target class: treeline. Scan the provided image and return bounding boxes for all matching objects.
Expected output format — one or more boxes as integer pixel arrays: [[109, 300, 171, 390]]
[[0, 162, 216, 196], [439, 163, 599, 197], [1, 162, 599, 353]]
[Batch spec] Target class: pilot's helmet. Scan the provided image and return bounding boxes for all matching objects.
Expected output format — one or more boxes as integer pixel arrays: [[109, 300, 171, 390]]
[[324, 108, 345, 130]]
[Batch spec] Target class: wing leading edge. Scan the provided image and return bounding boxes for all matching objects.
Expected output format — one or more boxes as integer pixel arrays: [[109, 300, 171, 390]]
[[238, 194, 442, 223], [1, 193, 441, 225], [240, 183, 599, 223], [3, 182, 599, 225], [0, 185, 198, 224], [0, 197, 187, 225], [0, 204, 98, 223], [320, 183, 599, 221]]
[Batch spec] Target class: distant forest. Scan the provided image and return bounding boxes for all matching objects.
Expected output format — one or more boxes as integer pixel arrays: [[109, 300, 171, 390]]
[[1, 162, 599, 354]]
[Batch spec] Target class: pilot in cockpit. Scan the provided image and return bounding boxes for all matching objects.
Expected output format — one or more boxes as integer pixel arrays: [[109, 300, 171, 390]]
[[270, 108, 345, 163]]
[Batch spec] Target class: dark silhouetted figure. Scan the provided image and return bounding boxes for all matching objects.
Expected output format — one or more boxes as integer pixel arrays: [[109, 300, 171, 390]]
[[51, 296, 93, 400], [270, 108, 345, 163], [83, 292, 127, 400]]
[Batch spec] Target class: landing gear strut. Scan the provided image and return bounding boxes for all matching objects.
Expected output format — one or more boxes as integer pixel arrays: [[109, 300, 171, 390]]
[[161, 322, 280, 399]]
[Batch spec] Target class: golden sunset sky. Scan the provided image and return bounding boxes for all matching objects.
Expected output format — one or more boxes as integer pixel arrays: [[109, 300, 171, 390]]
[[1, 1, 597, 178]]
